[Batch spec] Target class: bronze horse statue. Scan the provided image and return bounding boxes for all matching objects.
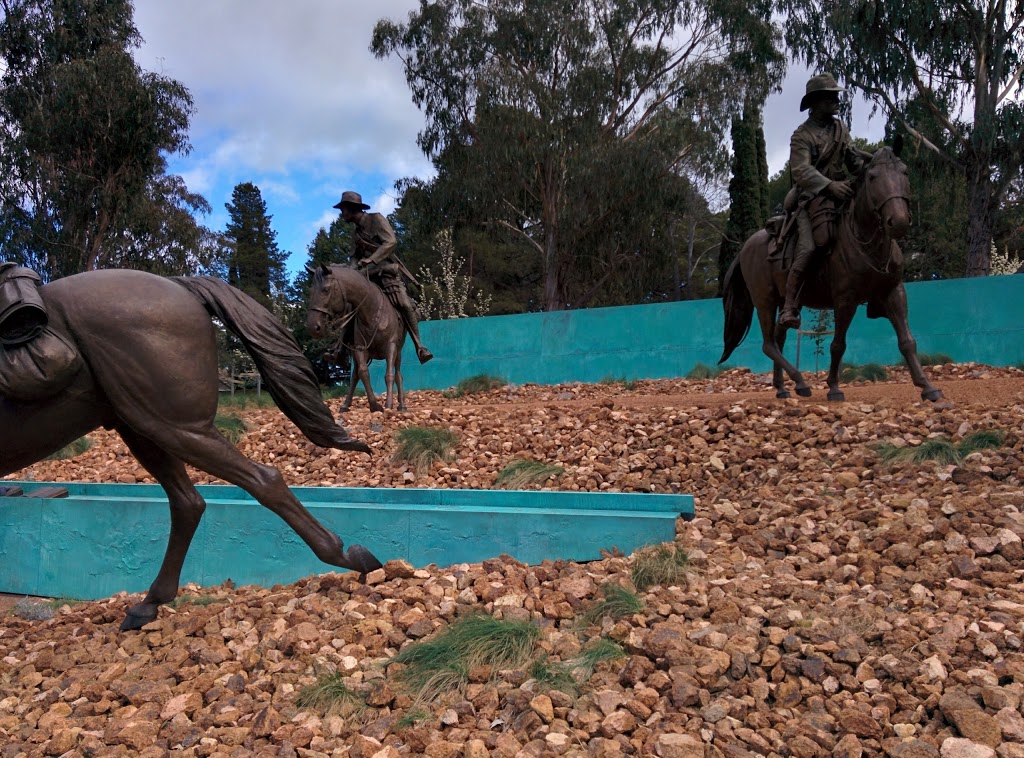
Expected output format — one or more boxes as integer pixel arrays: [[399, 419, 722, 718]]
[[306, 263, 408, 412], [0, 269, 383, 630], [719, 142, 943, 403]]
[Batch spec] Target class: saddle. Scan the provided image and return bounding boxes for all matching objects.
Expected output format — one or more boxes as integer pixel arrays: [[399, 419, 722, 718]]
[[0, 263, 82, 403]]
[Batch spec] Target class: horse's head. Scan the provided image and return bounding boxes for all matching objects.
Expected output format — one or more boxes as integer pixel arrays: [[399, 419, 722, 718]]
[[306, 263, 344, 338], [857, 138, 912, 239]]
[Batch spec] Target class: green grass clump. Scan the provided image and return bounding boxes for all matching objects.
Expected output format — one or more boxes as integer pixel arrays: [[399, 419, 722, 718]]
[[442, 374, 507, 398], [392, 426, 459, 474], [687, 362, 727, 380], [323, 383, 365, 399], [917, 352, 954, 366], [395, 708, 431, 729], [45, 437, 93, 461], [215, 414, 250, 445], [874, 430, 1005, 466], [10, 596, 78, 620], [169, 594, 223, 609], [580, 584, 645, 625], [840, 363, 889, 382], [495, 459, 565, 489], [531, 639, 627, 695], [599, 376, 639, 390], [294, 671, 365, 716], [630, 543, 691, 591], [390, 614, 539, 701], [218, 391, 276, 410]]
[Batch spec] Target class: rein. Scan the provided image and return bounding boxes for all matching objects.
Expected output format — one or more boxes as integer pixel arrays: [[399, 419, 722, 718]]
[[313, 268, 385, 352]]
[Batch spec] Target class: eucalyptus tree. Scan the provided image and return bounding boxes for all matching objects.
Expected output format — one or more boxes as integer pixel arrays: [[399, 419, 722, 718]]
[[373, 0, 783, 310], [782, 0, 1024, 276], [0, 0, 202, 279]]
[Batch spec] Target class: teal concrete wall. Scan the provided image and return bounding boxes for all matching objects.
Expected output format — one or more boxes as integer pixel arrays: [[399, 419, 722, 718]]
[[0, 482, 693, 600], [375, 275, 1024, 391]]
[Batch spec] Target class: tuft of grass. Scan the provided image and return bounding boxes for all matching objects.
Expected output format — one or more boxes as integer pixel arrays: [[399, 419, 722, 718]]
[[874, 430, 1004, 466], [442, 374, 507, 398], [392, 426, 459, 474], [687, 362, 726, 380], [599, 376, 639, 390], [169, 594, 223, 609], [840, 363, 888, 382], [531, 639, 627, 695], [917, 352, 954, 366], [395, 708, 431, 729], [580, 584, 644, 625], [495, 459, 565, 489], [45, 437, 93, 461], [295, 671, 365, 716], [390, 614, 539, 702], [12, 595, 83, 619], [215, 414, 250, 445], [959, 429, 1006, 455], [630, 543, 691, 591], [323, 384, 365, 399], [218, 391, 276, 410]]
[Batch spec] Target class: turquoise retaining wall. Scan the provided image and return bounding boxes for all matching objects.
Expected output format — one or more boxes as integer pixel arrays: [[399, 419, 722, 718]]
[[374, 275, 1024, 391], [0, 482, 692, 600]]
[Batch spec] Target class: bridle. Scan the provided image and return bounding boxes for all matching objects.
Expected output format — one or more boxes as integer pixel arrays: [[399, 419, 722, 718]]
[[309, 269, 383, 350], [844, 154, 911, 274]]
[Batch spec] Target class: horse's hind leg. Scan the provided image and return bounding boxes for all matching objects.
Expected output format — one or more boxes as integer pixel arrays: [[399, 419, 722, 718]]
[[758, 307, 810, 397], [383, 343, 398, 411], [826, 304, 857, 401], [145, 424, 383, 577], [395, 355, 406, 412], [116, 427, 207, 631]]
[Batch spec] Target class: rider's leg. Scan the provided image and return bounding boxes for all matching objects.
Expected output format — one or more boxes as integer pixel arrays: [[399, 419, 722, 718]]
[[779, 210, 814, 329], [384, 281, 433, 364]]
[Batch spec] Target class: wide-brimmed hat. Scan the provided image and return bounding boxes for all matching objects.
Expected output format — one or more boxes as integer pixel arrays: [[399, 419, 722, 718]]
[[333, 191, 370, 210], [800, 73, 845, 111]]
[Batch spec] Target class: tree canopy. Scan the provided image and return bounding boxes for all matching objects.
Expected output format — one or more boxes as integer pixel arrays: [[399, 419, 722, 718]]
[[374, 0, 783, 310], [220, 182, 288, 308], [781, 0, 1024, 276], [0, 0, 207, 279]]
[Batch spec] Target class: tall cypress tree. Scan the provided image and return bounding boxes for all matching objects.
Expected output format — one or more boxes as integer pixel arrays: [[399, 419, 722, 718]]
[[222, 182, 287, 308], [717, 102, 769, 294]]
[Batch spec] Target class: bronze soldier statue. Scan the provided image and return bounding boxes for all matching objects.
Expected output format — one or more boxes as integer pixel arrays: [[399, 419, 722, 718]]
[[779, 73, 870, 329], [334, 191, 433, 364]]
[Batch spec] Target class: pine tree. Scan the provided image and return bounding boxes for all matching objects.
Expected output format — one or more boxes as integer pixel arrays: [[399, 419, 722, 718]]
[[718, 103, 769, 294], [222, 183, 287, 308]]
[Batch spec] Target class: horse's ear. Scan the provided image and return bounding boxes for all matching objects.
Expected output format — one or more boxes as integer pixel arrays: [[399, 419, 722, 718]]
[[892, 133, 904, 158], [304, 263, 316, 275], [319, 262, 331, 277]]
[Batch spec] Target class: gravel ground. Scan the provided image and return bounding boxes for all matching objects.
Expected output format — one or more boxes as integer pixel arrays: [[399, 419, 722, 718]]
[[2, 364, 1024, 757]]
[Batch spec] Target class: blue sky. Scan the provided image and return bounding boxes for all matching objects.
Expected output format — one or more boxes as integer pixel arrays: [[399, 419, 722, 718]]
[[132, 1, 886, 277]]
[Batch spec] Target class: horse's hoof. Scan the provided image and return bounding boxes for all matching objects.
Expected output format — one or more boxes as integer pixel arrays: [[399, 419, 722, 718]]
[[827, 391, 845, 402], [923, 389, 944, 402], [346, 544, 384, 578], [398, 404, 407, 412], [120, 602, 158, 631], [796, 386, 812, 398], [339, 405, 351, 413], [775, 390, 790, 399]]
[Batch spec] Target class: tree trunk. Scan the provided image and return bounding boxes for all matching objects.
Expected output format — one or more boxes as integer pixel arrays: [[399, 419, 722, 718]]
[[541, 170, 565, 311], [965, 159, 995, 277]]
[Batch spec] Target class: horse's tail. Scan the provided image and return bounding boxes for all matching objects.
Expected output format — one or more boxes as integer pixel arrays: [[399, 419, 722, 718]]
[[172, 276, 370, 454], [719, 256, 754, 364]]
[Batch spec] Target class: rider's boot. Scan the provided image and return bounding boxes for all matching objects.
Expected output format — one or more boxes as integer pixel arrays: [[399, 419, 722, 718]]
[[398, 299, 433, 364], [779, 214, 814, 329]]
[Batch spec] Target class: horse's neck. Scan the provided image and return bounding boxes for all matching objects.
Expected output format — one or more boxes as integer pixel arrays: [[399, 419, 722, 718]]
[[842, 191, 886, 255], [343, 272, 386, 323]]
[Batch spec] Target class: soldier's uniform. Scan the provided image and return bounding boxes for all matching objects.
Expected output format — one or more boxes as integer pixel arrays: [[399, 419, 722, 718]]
[[780, 74, 867, 329], [335, 191, 433, 364]]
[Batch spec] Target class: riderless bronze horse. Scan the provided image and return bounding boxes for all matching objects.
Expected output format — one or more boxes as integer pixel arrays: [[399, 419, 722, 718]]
[[720, 141, 943, 403], [306, 263, 408, 412], [0, 269, 383, 630]]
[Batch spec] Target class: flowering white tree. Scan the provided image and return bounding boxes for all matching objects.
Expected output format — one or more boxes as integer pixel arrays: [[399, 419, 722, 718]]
[[989, 243, 1022, 276], [418, 230, 492, 319]]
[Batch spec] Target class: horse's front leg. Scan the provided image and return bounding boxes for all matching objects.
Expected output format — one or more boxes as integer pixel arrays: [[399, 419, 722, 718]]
[[354, 351, 383, 413], [382, 343, 399, 410], [826, 303, 858, 401], [772, 322, 790, 398], [759, 308, 811, 397], [117, 427, 206, 631], [340, 365, 358, 412], [884, 284, 943, 402]]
